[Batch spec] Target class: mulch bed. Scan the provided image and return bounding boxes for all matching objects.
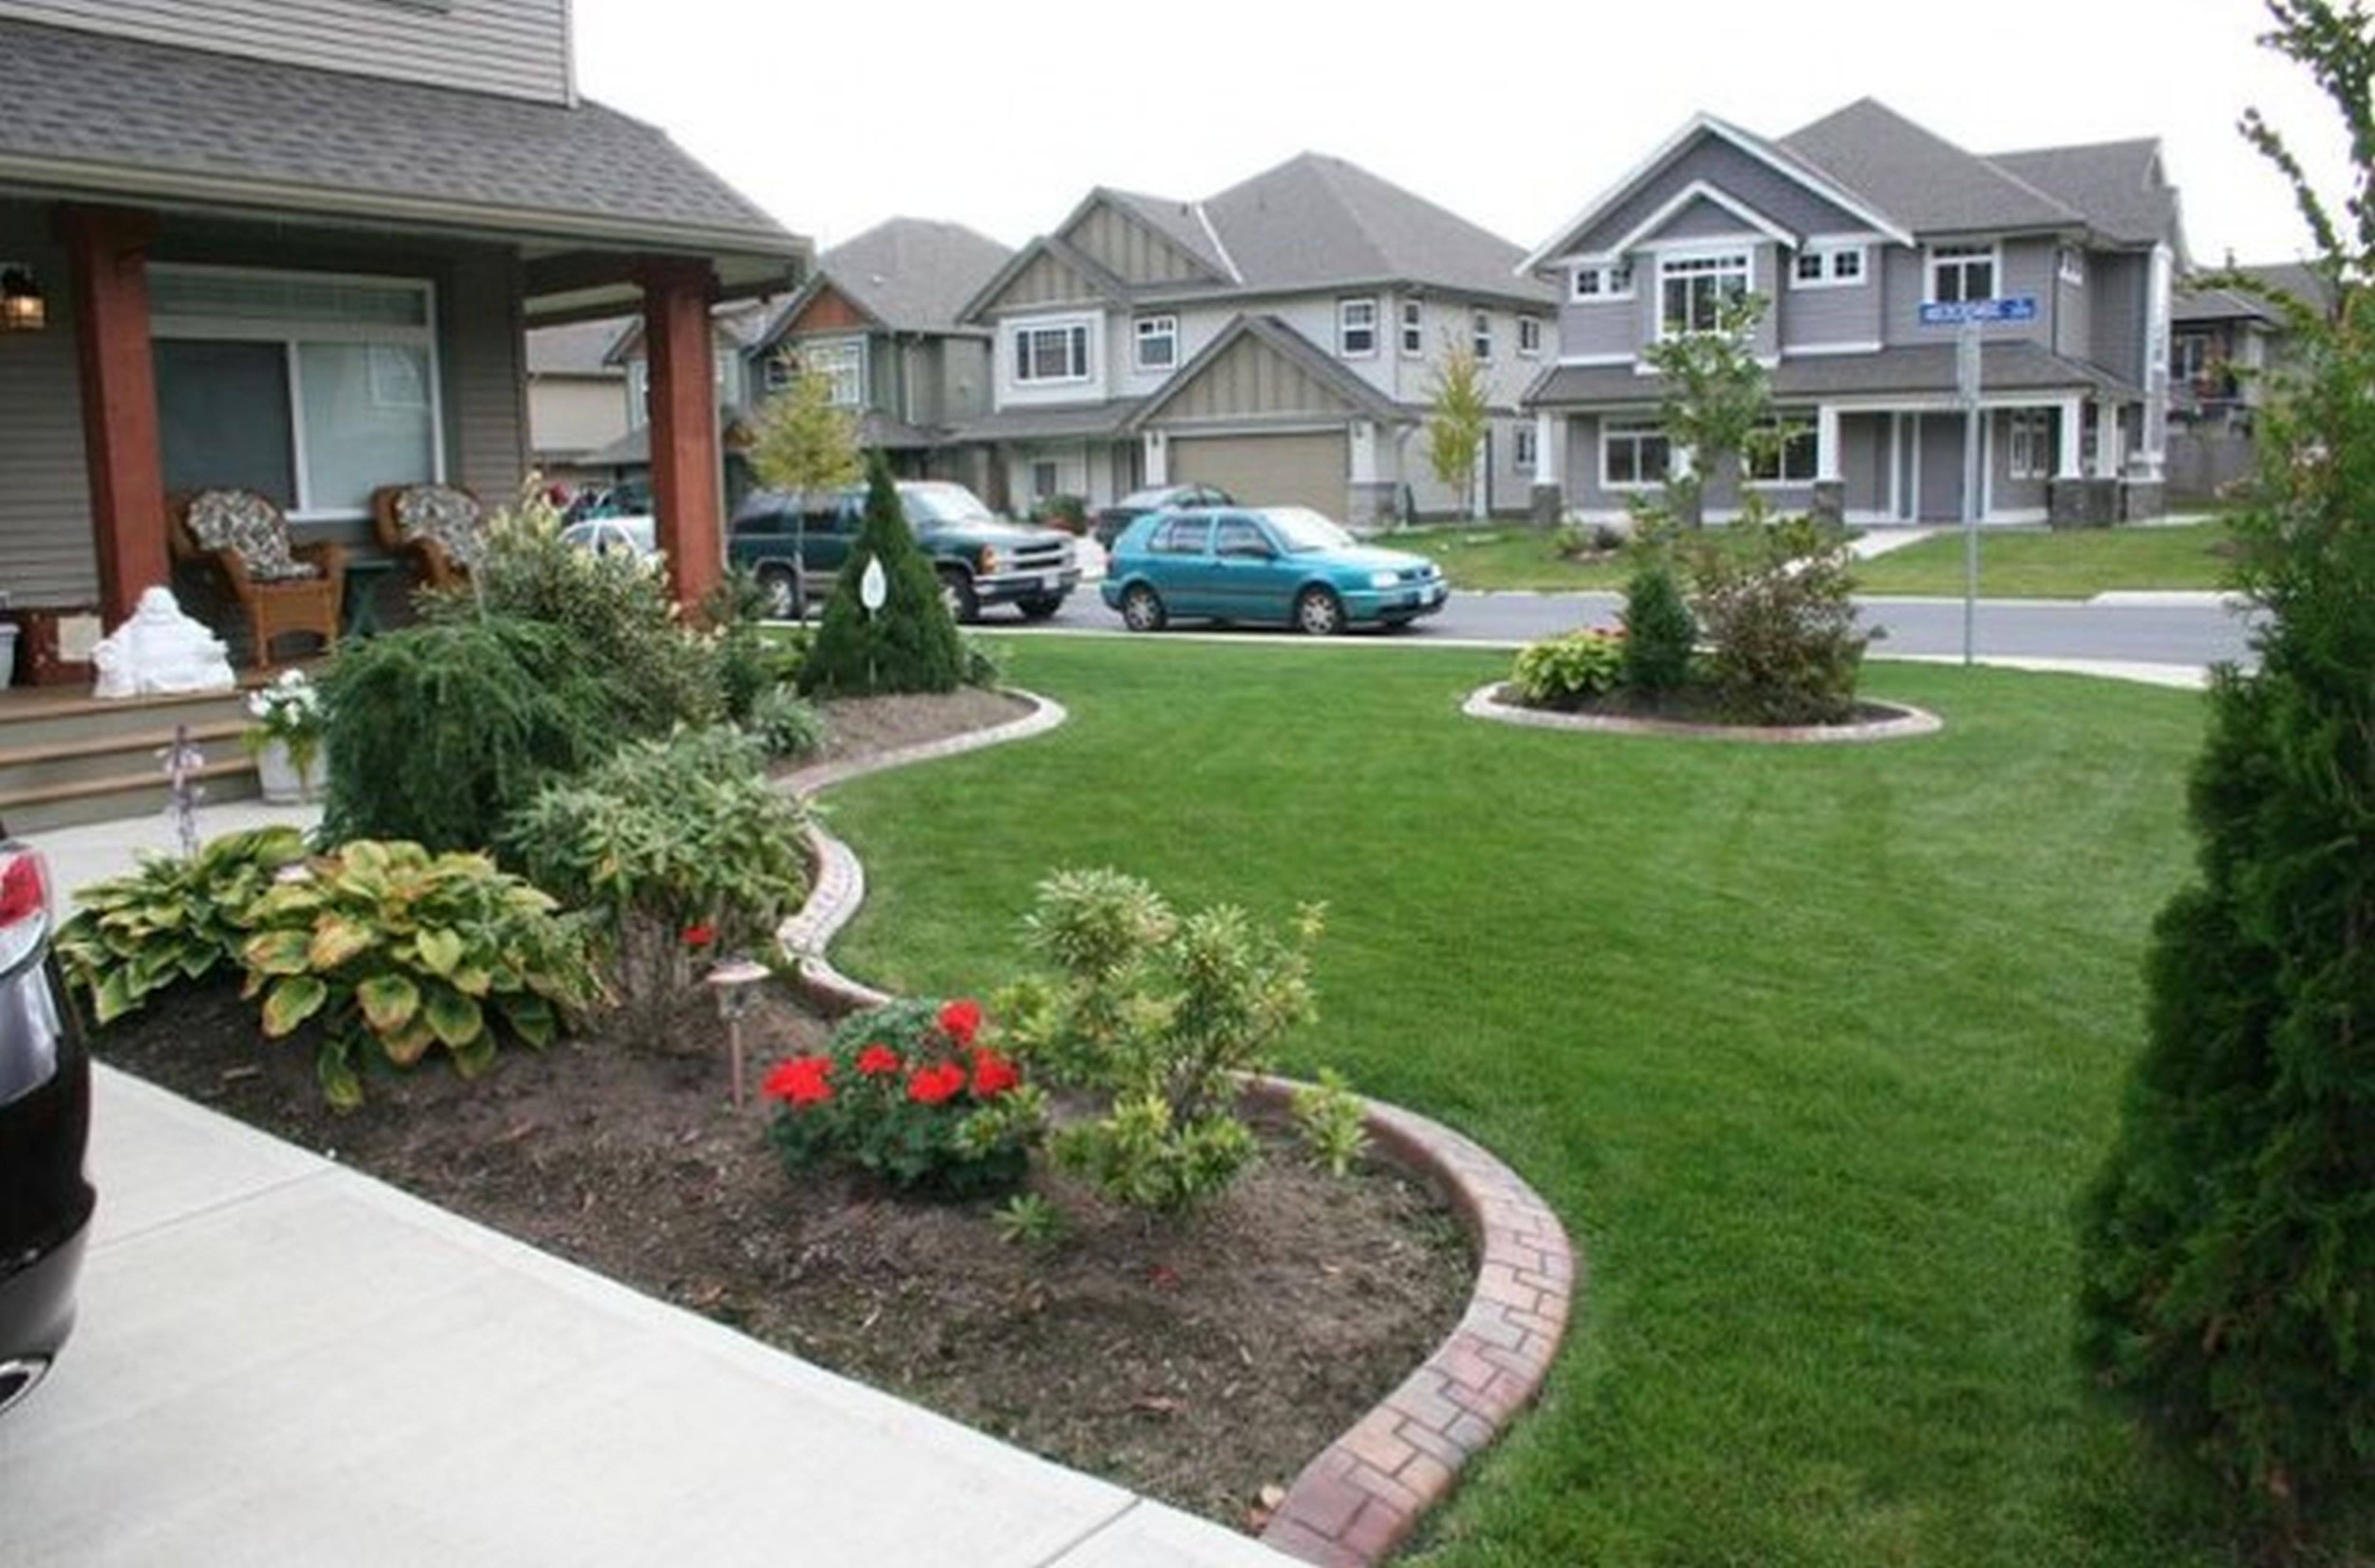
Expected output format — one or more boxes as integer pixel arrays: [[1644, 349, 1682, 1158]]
[[90, 690, 1472, 1534]]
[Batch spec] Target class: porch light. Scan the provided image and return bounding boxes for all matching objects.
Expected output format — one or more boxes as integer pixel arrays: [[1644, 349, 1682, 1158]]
[[0, 266, 45, 332]]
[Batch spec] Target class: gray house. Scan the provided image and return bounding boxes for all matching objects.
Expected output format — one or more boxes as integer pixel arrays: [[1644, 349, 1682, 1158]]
[[954, 154, 1557, 526], [0, 0, 804, 641], [1522, 99, 2184, 526]]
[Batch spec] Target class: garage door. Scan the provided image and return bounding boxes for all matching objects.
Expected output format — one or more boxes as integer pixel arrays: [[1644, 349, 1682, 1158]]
[[1170, 432, 1347, 518]]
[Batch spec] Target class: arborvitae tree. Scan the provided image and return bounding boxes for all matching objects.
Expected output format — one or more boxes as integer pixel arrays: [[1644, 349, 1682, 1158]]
[[1618, 555, 1696, 697], [797, 452, 964, 698], [2076, 3, 2375, 1549]]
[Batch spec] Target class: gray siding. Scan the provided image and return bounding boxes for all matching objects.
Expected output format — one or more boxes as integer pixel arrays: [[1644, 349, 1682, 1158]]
[[1064, 204, 1205, 287], [1841, 413, 1889, 517], [940, 339, 991, 424], [2090, 252, 2148, 385], [1880, 239, 2058, 350], [447, 247, 526, 502], [1779, 269, 1880, 351], [1558, 295, 1641, 359], [0, 213, 97, 607], [1563, 136, 1873, 258], [2052, 250, 2093, 361], [1647, 197, 1755, 244], [1152, 334, 1356, 424], [0, 0, 570, 104], [981, 250, 1103, 314]]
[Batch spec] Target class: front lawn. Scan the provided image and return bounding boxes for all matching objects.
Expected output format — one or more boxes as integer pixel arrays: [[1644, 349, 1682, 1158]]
[[819, 637, 2231, 1567]]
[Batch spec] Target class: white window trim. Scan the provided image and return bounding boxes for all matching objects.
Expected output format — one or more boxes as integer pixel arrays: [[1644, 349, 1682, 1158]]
[[1472, 309, 1493, 361], [1007, 313, 1097, 387], [1925, 242, 2003, 306], [149, 262, 444, 521], [1790, 244, 1867, 290], [2059, 246, 2087, 287], [2006, 408, 2052, 480], [1745, 414, 1820, 486], [1600, 416, 1672, 491], [1399, 299, 1425, 357], [1133, 313, 1178, 372], [1338, 295, 1380, 359], [1513, 423, 1538, 468], [1656, 247, 1755, 338], [1570, 259, 1636, 302], [1518, 317, 1543, 357]]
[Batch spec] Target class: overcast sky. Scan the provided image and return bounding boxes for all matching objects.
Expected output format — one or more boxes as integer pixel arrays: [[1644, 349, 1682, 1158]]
[[574, 0, 2351, 271]]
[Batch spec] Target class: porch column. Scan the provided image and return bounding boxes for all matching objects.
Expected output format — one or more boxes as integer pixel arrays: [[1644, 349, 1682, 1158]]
[[59, 205, 168, 626], [2056, 397, 2084, 479], [1140, 429, 1168, 487], [1534, 410, 1561, 488], [2092, 403, 2122, 480], [638, 257, 722, 610], [1815, 404, 1843, 482]]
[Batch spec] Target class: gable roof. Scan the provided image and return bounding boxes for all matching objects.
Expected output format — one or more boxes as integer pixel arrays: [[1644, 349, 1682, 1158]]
[[1987, 138, 2181, 250], [1128, 315, 1404, 430], [1777, 99, 2082, 236], [798, 217, 1012, 335], [2175, 261, 2330, 325], [1094, 188, 1240, 281], [527, 316, 634, 377]]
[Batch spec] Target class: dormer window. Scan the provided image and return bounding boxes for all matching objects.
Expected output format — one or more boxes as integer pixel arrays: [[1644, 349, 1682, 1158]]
[[1793, 246, 1865, 287], [1572, 262, 1634, 301], [1339, 296, 1378, 357], [1928, 244, 1997, 304]]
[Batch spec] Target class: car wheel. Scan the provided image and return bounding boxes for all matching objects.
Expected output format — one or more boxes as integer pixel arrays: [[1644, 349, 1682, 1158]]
[[1294, 586, 1346, 636], [1120, 583, 1168, 633], [1016, 594, 1064, 622], [938, 568, 980, 624], [756, 564, 801, 620]]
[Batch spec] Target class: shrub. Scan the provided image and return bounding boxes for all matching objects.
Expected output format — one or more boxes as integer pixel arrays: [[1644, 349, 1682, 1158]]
[[998, 868, 1325, 1213], [763, 997, 1042, 1198], [1510, 627, 1625, 708], [1683, 515, 1869, 725], [55, 826, 309, 1024], [798, 452, 966, 698], [317, 615, 612, 853], [745, 684, 826, 761], [239, 840, 599, 1109], [504, 726, 809, 1047], [703, 567, 790, 727], [1289, 1067, 1371, 1178], [1620, 557, 1698, 696], [1031, 493, 1088, 534], [959, 632, 1009, 691]]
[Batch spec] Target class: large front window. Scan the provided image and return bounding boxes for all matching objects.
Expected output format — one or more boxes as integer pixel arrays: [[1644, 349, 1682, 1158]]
[[1013, 321, 1091, 384], [1928, 244, 1997, 304], [801, 339, 865, 406], [1602, 418, 1672, 488], [1659, 252, 1750, 335], [151, 266, 439, 518]]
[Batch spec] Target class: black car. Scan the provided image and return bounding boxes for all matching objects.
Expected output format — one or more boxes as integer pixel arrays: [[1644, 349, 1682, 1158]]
[[1091, 483, 1233, 549], [0, 837, 92, 1417]]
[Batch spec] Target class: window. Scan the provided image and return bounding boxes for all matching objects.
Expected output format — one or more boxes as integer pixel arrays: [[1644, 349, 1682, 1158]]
[[2007, 410, 2054, 480], [1149, 515, 1213, 555], [1134, 314, 1177, 371], [762, 354, 794, 393], [1339, 296, 1378, 357], [1660, 252, 1750, 334], [1928, 244, 1997, 304], [1214, 517, 1269, 557], [801, 339, 864, 406], [1514, 423, 1538, 469], [1401, 299, 1424, 357], [2059, 246, 2086, 287], [1031, 460, 1060, 500], [151, 265, 439, 518], [1472, 310, 1493, 360], [1747, 417, 1818, 483], [1572, 261, 1634, 300], [1519, 317, 1542, 357], [1793, 246, 1866, 287], [1013, 321, 1091, 383], [1602, 418, 1672, 488]]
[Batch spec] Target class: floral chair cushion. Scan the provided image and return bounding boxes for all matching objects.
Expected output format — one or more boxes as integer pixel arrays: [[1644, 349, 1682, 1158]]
[[391, 484, 485, 568], [184, 490, 319, 582]]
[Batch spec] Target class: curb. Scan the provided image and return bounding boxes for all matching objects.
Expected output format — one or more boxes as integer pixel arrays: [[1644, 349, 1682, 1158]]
[[773, 688, 1579, 1568], [1462, 683, 1943, 744]]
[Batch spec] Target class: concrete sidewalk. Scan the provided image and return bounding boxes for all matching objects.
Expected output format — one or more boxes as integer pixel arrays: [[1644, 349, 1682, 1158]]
[[4, 813, 1298, 1568]]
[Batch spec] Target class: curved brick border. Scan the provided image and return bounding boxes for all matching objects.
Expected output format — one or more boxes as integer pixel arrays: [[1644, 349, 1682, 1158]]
[[1463, 682, 1942, 744], [774, 688, 1578, 1567]]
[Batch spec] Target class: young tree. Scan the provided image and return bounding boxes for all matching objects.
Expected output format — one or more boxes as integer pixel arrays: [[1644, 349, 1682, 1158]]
[[1637, 291, 1782, 530], [745, 362, 862, 497], [796, 451, 965, 698], [2076, 3, 2375, 1549], [1424, 343, 1491, 522]]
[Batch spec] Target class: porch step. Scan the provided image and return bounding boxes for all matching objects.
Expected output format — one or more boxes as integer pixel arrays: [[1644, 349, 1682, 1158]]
[[0, 684, 270, 834], [0, 686, 256, 751], [0, 756, 262, 835]]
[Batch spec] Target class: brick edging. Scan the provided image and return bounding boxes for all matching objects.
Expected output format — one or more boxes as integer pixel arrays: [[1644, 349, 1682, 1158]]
[[772, 689, 1578, 1567], [1463, 682, 1943, 744]]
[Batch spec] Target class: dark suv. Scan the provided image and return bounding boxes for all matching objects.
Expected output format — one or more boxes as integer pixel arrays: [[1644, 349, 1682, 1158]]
[[0, 837, 92, 1418], [730, 480, 1077, 624]]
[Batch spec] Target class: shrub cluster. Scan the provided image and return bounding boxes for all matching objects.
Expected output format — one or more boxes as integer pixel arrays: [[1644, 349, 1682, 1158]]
[[1682, 515, 1869, 725]]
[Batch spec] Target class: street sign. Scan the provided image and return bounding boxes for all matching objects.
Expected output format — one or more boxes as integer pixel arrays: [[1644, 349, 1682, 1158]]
[[1919, 296, 2038, 326]]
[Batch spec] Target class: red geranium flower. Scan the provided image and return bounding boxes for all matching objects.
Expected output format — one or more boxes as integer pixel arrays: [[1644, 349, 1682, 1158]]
[[760, 1054, 834, 1107], [682, 922, 718, 949], [906, 1061, 968, 1105], [969, 1047, 1020, 1099], [937, 998, 983, 1047], [855, 1043, 902, 1077]]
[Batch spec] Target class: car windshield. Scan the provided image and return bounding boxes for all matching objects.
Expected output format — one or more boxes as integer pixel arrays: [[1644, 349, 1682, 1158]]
[[1259, 508, 1355, 553], [901, 483, 996, 526]]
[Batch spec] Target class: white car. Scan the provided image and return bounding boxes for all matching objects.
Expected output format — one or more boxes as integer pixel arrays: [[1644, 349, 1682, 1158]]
[[558, 516, 657, 559]]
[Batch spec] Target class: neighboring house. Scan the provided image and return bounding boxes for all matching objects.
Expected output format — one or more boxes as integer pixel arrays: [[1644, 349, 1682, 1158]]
[[746, 217, 1012, 497], [525, 316, 634, 489], [0, 0, 806, 636], [952, 154, 1558, 527], [584, 297, 778, 508], [1521, 99, 2184, 527], [2169, 261, 2326, 428]]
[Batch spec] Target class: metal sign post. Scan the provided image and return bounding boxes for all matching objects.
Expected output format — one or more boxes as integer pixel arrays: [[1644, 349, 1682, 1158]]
[[1919, 296, 2036, 668]]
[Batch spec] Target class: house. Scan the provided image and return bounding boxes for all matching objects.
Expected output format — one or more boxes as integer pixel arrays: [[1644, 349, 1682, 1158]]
[[746, 217, 1012, 498], [1520, 99, 2183, 527], [0, 0, 807, 646], [2169, 261, 2326, 428], [951, 154, 1558, 527], [579, 297, 779, 509], [525, 316, 635, 490]]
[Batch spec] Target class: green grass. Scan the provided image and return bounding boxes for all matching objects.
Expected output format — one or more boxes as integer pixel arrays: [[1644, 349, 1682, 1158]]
[[1396, 519, 2238, 599], [817, 638, 2233, 1567]]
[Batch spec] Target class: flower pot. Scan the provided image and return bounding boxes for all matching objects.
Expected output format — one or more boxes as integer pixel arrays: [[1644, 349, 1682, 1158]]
[[253, 737, 324, 804]]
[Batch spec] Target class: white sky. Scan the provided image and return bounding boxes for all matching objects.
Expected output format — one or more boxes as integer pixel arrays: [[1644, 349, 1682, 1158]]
[[574, 0, 2353, 271]]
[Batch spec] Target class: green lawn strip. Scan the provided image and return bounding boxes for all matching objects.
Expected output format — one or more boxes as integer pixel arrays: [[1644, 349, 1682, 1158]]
[[1852, 520, 2237, 599], [819, 638, 2227, 1567], [1390, 524, 1634, 592]]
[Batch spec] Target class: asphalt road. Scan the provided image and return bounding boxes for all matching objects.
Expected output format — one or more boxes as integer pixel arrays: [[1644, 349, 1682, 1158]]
[[997, 586, 2257, 670]]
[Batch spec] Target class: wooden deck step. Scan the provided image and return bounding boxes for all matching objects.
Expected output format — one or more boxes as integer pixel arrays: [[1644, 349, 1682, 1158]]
[[0, 756, 263, 835]]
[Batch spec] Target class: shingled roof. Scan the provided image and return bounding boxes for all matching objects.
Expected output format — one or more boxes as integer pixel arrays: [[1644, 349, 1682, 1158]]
[[786, 218, 1012, 337], [1777, 99, 2083, 237], [0, 15, 799, 256]]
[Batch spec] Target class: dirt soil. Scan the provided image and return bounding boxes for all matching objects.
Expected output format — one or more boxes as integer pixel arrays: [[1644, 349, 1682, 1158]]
[[92, 691, 1472, 1534]]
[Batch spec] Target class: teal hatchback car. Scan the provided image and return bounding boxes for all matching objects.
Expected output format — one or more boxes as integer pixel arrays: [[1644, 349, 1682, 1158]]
[[1101, 507, 1448, 635]]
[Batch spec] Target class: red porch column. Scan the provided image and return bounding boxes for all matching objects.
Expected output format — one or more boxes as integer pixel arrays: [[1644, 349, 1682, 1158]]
[[637, 257, 722, 610], [58, 205, 169, 626]]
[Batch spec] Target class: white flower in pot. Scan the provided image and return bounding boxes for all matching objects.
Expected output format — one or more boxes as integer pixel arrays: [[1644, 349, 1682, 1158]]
[[242, 669, 328, 804]]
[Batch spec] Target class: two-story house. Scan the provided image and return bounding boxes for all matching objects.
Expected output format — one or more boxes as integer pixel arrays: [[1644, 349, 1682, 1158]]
[[2170, 261, 2326, 428], [526, 316, 635, 490], [954, 154, 1558, 527], [0, 0, 804, 635], [1521, 99, 2182, 527], [746, 217, 1012, 495]]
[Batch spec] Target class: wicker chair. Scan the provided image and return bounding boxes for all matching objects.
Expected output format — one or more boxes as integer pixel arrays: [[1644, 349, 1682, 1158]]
[[170, 489, 343, 668], [371, 482, 485, 592]]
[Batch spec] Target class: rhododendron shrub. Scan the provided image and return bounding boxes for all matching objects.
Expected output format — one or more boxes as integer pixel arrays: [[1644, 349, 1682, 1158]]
[[763, 998, 1041, 1198]]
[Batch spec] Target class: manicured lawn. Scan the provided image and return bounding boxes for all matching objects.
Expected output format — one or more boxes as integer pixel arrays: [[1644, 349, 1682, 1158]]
[[1394, 523, 1634, 592], [820, 639, 2230, 1568]]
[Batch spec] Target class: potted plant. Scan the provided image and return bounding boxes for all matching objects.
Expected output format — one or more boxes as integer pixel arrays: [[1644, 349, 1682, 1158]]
[[242, 669, 328, 804]]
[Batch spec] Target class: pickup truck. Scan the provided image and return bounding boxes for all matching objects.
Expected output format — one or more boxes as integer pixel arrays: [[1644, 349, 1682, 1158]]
[[728, 481, 1078, 624]]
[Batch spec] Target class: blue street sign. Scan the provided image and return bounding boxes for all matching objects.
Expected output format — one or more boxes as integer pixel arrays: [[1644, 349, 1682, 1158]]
[[1919, 296, 2038, 326]]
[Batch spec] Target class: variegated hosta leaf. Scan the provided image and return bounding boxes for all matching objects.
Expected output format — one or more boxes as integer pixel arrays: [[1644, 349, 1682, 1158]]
[[448, 1033, 497, 1080], [424, 987, 484, 1049], [504, 993, 557, 1048], [261, 974, 329, 1037], [416, 927, 465, 977], [316, 1038, 364, 1112], [355, 972, 420, 1034], [378, 1013, 437, 1068], [243, 928, 313, 976], [306, 918, 377, 971]]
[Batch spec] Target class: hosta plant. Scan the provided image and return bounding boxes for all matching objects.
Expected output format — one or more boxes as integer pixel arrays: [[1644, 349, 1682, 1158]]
[[764, 998, 1043, 1199], [54, 826, 309, 1024], [1510, 627, 1626, 709], [239, 839, 599, 1109]]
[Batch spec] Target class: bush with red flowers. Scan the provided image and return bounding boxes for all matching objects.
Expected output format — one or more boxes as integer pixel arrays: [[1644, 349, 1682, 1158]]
[[763, 997, 1042, 1198]]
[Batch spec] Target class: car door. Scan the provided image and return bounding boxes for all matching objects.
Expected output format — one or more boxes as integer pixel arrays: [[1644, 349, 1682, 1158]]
[[1210, 513, 1284, 622], [799, 493, 860, 591], [1144, 515, 1217, 616]]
